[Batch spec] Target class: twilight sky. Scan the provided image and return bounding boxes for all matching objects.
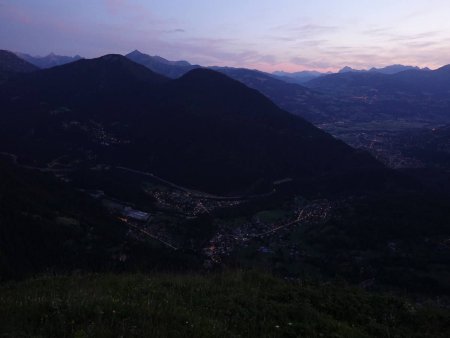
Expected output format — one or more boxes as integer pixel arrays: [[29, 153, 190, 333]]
[[1, 0, 450, 72]]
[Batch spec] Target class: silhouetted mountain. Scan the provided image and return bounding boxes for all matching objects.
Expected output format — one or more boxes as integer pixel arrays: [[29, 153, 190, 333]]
[[223, 63, 450, 127], [0, 54, 382, 194], [125, 53, 335, 122], [209, 66, 337, 122], [301, 64, 450, 127], [126, 51, 447, 126], [16, 52, 83, 68], [338, 66, 364, 73], [0, 50, 38, 82], [125, 50, 199, 78], [308, 64, 450, 98], [369, 64, 427, 74], [2, 54, 168, 106], [272, 70, 326, 84], [126, 53, 329, 120], [339, 64, 428, 75]]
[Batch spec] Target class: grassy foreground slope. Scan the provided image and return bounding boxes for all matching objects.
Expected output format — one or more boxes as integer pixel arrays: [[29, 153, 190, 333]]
[[1, 271, 448, 337]]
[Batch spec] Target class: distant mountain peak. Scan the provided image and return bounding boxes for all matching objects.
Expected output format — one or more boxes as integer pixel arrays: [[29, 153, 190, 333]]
[[128, 49, 144, 56], [369, 64, 423, 74], [338, 64, 428, 75], [126, 50, 198, 78], [99, 54, 127, 62], [15, 52, 84, 69], [17, 53, 169, 94], [339, 66, 363, 73], [340, 66, 353, 73]]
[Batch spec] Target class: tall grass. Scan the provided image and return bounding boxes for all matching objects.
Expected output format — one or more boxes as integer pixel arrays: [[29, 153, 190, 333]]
[[0, 271, 448, 337]]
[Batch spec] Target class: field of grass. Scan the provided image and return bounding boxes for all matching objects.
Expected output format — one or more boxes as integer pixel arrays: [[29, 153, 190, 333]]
[[0, 271, 448, 337]]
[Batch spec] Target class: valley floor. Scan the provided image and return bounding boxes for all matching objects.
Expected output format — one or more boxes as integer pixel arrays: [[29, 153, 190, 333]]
[[0, 271, 448, 337]]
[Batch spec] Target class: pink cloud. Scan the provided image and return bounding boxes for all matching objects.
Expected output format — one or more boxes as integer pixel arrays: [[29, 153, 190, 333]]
[[0, 3, 34, 25]]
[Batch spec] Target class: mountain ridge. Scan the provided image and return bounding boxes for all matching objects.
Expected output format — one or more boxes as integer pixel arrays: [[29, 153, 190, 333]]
[[126, 49, 199, 78], [0, 50, 38, 82], [307, 63, 450, 97], [15, 52, 83, 68], [338, 64, 429, 74], [0, 54, 383, 194]]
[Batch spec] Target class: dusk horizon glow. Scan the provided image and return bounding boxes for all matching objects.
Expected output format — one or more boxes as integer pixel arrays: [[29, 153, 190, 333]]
[[1, 0, 450, 72]]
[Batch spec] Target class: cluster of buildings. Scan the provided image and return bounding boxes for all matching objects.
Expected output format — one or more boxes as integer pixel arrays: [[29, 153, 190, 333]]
[[146, 188, 243, 216], [203, 201, 333, 266]]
